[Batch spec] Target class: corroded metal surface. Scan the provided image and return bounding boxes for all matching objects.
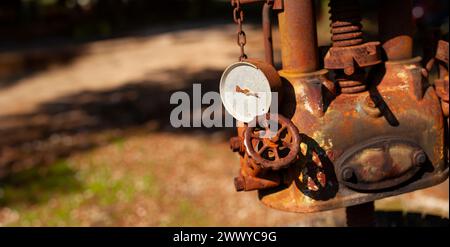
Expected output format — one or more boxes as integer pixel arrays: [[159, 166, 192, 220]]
[[435, 40, 449, 118], [436, 40, 449, 66], [336, 136, 426, 191], [258, 57, 447, 212], [435, 40, 449, 167]]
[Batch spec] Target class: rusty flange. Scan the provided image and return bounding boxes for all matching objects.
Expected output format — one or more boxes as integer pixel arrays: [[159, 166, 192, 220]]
[[336, 136, 426, 191], [324, 42, 382, 76]]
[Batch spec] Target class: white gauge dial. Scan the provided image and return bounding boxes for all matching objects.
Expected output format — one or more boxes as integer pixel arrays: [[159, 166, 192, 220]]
[[220, 61, 274, 123]]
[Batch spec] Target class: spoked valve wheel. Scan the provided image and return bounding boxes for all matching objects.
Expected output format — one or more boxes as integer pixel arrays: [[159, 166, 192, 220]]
[[243, 113, 301, 170]]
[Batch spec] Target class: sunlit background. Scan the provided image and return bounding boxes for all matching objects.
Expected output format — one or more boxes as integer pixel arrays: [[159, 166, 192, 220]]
[[0, 0, 448, 226]]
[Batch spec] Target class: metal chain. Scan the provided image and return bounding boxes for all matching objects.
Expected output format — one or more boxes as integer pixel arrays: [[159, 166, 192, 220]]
[[231, 0, 247, 61]]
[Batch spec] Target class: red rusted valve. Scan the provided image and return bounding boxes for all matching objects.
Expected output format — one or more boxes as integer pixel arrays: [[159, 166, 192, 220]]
[[243, 113, 301, 170]]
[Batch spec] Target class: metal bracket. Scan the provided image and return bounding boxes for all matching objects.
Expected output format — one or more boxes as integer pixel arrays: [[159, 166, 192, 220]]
[[325, 42, 382, 75]]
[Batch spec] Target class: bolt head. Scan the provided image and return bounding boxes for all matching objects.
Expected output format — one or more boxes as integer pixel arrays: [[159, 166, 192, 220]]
[[365, 96, 377, 108], [413, 150, 427, 166], [344, 66, 355, 76], [342, 167, 356, 182]]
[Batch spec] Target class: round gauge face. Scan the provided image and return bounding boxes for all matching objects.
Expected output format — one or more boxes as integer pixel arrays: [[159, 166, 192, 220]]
[[220, 62, 273, 123]]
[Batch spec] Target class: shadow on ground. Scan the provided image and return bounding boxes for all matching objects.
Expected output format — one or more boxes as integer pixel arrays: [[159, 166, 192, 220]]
[[0, 20, 230, 90], [0, 68, 232, 201], [0, 160, 81, 207], [375, 211, 449, 227]]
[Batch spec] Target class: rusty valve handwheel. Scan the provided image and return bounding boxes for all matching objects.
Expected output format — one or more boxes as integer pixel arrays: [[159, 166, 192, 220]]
[[244, 113, 301, 170]]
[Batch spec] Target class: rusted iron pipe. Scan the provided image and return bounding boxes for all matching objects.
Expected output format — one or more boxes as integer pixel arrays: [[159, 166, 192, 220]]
[[278, 0, 319, 73], [262, 2, 274, 66], [379, 0, 414, 61]]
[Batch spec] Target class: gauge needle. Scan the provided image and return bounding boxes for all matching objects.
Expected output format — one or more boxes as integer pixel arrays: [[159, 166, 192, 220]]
[[235, 85, 259, 98]]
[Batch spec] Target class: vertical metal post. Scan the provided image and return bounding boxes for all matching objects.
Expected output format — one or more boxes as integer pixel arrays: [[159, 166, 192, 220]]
[[277, 0, 319, 73], [262, 2, 274, 66], [346, 201, 376, 227], [379, 0, 414, 61]]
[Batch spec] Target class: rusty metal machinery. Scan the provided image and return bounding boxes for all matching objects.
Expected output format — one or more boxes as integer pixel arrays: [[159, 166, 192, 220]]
[[222, 0, 449, 224]]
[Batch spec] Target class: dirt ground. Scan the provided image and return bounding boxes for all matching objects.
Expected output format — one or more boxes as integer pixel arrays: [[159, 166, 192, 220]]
[[0, 22, 448, 226]]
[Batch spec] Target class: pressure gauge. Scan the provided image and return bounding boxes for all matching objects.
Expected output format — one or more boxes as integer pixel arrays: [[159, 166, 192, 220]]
[[220, 59, 282, 123]]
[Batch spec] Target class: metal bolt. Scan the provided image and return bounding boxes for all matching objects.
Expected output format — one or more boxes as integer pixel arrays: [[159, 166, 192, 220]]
[[363, 96, 382, 118], [342, 167, 356, 182], [413, 150, 427, 167], [234, 176, 245, 191]]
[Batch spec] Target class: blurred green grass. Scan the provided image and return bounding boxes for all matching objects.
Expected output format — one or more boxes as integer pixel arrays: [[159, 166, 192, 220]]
[[0, 160, 81, 206], [0, 134, 217, 226], [1, 155, 158, 225]]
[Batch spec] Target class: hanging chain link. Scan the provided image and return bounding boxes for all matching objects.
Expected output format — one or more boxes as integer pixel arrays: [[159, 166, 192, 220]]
[[231, 0, 247, 61]]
